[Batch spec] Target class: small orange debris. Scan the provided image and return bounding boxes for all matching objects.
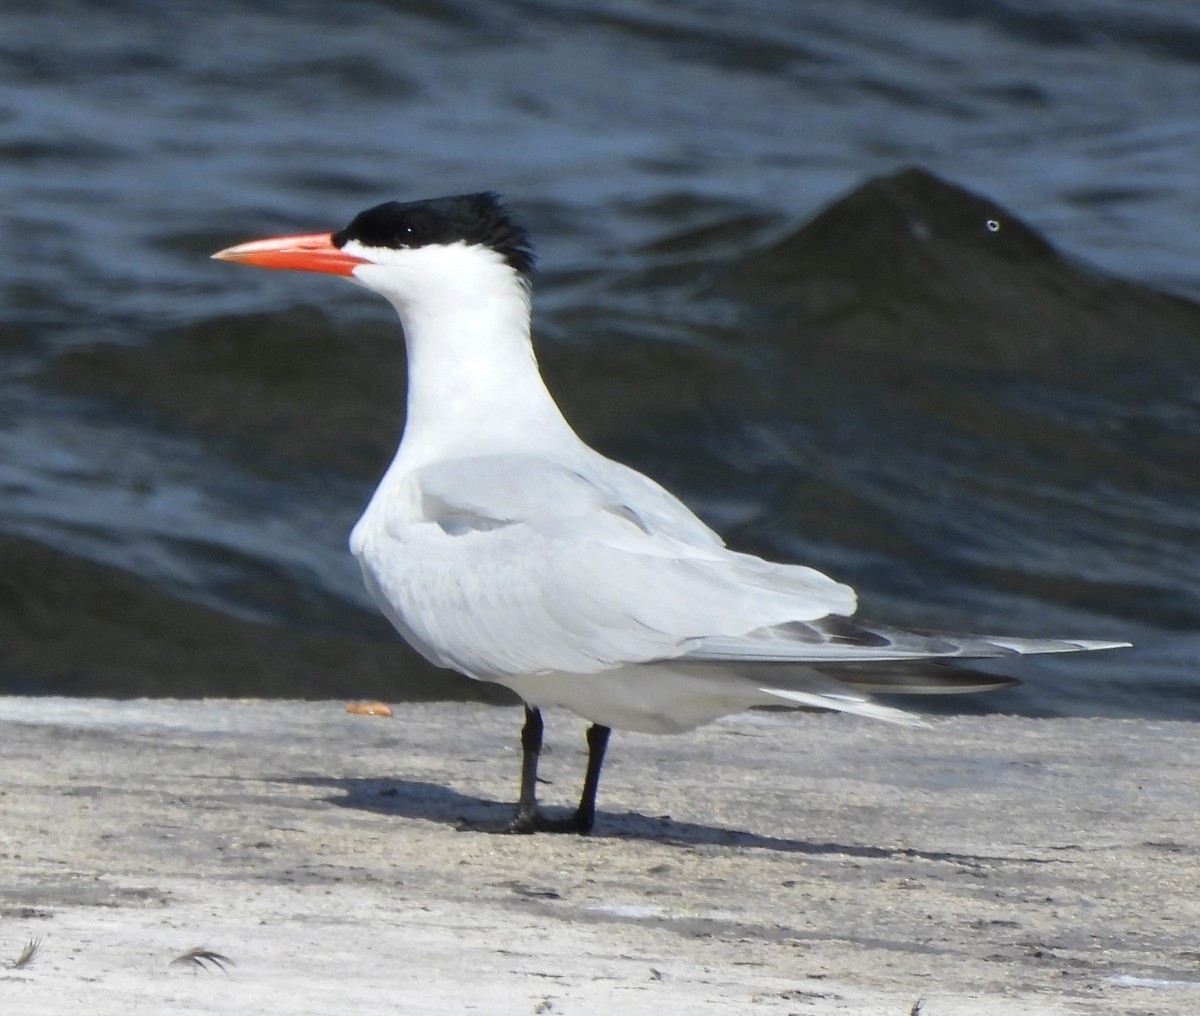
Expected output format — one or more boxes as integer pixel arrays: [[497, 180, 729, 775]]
[[345, 701, 393, 717]]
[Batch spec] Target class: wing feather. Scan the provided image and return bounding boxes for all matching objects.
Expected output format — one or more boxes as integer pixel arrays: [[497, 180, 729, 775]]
[[353, 453, 1126, 692], [356, 454, 857, 677]]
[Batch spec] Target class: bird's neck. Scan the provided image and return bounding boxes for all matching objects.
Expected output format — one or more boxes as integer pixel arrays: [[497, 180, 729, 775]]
[[385, 272, 580, 469]]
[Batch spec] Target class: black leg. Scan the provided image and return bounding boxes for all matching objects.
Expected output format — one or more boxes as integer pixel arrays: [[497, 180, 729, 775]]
[[501, 709, 612, 835], [573, 723, 611, 834], [506, 706, 546, 833]]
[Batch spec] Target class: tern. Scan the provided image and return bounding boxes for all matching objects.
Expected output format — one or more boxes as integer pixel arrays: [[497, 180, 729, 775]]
[[214, 193, 1129, 834]]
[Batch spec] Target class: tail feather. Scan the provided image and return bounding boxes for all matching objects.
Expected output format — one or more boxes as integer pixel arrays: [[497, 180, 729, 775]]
[[758, 686, 929, 727], [749, 659, 1019, 727], [823, 667, 1022, 696]]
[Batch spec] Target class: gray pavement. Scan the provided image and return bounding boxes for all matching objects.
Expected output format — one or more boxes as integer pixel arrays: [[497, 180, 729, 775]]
[[1, 697, 1197, 1014]]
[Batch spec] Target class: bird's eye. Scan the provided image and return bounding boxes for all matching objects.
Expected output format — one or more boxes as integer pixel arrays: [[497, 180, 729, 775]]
[[985, 218, 1001, 233]]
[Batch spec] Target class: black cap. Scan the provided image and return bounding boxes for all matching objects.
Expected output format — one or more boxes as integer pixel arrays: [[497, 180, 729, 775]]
[[333, 192, 535, 275]]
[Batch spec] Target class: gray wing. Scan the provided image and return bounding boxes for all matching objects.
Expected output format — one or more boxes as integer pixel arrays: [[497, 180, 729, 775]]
[[361, 453, 857, 677], [361, 454, 1126, 684]]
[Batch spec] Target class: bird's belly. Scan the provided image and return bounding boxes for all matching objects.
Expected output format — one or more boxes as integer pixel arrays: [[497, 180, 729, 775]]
[[498, 665, 775, 735]]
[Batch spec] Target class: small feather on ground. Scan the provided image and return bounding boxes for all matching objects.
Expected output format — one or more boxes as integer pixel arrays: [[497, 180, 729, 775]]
[[169, 947, 236, 974], [10, 938, 41, 969]]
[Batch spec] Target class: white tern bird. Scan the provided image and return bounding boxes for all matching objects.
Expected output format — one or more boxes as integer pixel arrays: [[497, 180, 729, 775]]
[[213, 193, 1129, 834]]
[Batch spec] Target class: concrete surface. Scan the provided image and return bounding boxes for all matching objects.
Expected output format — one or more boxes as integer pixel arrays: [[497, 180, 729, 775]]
[[0, 697, 1197, 1014]]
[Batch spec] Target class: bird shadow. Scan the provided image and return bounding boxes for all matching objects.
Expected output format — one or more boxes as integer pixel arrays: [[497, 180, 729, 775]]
[[279, 775, 1051, 867]]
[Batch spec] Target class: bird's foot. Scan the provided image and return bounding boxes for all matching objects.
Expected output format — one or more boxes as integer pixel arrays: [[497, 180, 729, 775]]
[[457, 805, 594, 836], [509, 806, 594, 835]]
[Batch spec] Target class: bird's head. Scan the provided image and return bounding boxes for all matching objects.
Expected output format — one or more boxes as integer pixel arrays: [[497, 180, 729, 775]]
[[213, 192, 535, 307]]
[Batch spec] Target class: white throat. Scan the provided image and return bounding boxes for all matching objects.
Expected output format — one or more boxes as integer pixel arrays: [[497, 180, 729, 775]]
[[346, 241, 581, 470]]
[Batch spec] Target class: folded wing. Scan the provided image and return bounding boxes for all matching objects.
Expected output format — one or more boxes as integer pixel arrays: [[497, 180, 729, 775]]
[[366, 454, 1126, 700]]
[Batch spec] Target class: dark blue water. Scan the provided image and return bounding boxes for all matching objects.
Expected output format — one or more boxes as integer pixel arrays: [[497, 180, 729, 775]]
[[2, 0, 1199, 716]]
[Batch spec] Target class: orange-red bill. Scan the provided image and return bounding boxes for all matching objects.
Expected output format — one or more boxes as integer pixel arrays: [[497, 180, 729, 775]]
[[211, 232, 368, 276]]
